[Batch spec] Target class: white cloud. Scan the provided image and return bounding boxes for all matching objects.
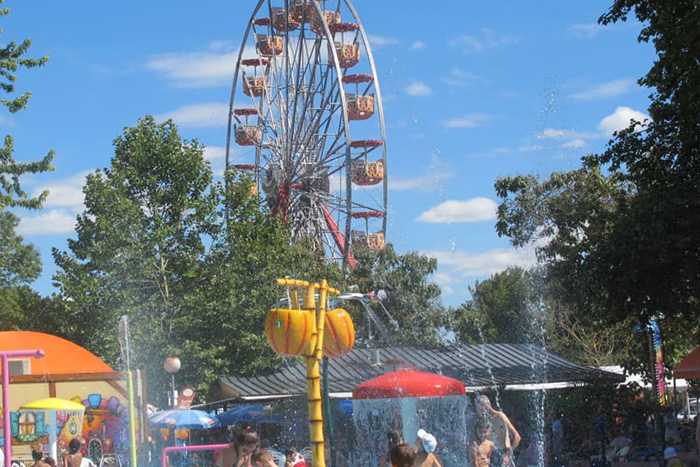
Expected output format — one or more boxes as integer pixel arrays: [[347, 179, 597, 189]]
[[155, 102, 229, 128], [562, 139, 586, 149], [442, 68, 485, 87], [518, 144, 545, 152], [568, 23, 605, 39], [203, 146, 225, 161], [18, 209, 77, 235], [145, 45, 239, 88], [572, 78, 637, 100], [31, 170, 90, 212], [416, 198, 497, 224], [598, 106, 648, 136], [537, 127, 598, 141], [405, 81, 432, 97], [443, 113, 494, 129], [429, 247, 537, 280], [409, 40, 427, 51], [367, 34, 400, 46], [449, 29, 519, 54], [390, 171, 454, 191]]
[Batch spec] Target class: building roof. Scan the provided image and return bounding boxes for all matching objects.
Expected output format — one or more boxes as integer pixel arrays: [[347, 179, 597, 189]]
[[219, 344, 623, 399], [674, 346, 700, 380], [0, 331, 113, 375]]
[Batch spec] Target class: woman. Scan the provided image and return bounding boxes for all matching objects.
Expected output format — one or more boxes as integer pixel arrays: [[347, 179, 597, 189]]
[[215, 428, 260, 467], [380, 429, 404, 467]]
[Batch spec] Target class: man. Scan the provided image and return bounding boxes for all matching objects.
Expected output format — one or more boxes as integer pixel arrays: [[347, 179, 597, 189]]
[[414, 429, 441, 467], [62, 439, 83, 467], [389, 443, 415, 467], [475, 395, 521, 466]]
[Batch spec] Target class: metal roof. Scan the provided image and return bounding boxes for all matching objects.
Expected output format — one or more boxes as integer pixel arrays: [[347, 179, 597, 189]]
[[219, 344, 624, 398]]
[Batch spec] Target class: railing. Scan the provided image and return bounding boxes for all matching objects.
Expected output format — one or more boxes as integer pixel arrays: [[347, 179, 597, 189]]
[[161, 444, 228, 467]]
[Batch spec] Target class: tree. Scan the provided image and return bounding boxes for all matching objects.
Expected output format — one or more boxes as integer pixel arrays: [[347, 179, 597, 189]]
[[495, 0, 700, 374], [0, 2, 54, 329], [347, 244, 447, 347], [53, 116, 329, 403], [453, 267, 533, 345]]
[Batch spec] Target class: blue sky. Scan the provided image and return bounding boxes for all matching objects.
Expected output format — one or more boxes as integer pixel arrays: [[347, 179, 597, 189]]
[[4, 0, 654, 307]]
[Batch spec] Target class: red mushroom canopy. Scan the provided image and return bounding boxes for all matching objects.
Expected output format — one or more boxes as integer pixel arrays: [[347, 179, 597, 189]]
[[353, 369, 466, 399]]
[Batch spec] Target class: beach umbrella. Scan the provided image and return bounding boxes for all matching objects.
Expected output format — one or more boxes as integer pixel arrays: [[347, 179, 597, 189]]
[[20, 398, 86, 460], [148, 409, 220, 430], [215, 405, 284, 426]]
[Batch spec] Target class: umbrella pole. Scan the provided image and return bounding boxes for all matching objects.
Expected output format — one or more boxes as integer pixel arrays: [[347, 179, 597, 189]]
[[49, 410, 57, 459]]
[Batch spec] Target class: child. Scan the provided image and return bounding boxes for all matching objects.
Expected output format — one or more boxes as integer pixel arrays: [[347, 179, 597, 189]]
[[472, 421, 494, 467]]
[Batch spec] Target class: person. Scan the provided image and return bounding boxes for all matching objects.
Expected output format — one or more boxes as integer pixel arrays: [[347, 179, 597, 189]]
[[414, 429, 441, 467], [283, 447, 306, 467], [251, 449, 279, 467], [664, 407, 681, 445], [472, 420, 494, 467], [664, 446, 685, 466], [43, 458, 57, 467], [380, 429, 404, 467], [551, 413, 563, 461], [215, 428, 260, 467], [390, 443, 416, 467], [475, 395, 521, 466], [62, 439, 83, 467], [30, 450, 49, 467]]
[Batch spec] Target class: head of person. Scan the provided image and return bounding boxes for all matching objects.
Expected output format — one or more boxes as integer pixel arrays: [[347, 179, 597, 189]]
[[43, 457, 57, 467], [32, 450, 43, 462], [252, 449, 278, 467], [416, 429, 437, 453], [387, 428, 404, 449], [389, 443, 415, 467], [475, 420, 492, 442], [476, 395, 493, 414], [68, 438, 81, 455], [285, 447, 298, 462], [235, 428, 260, 457]]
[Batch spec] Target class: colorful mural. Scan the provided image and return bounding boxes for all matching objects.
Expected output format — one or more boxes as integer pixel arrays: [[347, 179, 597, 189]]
[[6, 393, 129, 462]]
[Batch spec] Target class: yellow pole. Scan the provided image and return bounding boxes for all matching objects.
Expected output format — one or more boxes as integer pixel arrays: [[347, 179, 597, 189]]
[[127, 370, 138, 467], [304, 281, 325, 467]]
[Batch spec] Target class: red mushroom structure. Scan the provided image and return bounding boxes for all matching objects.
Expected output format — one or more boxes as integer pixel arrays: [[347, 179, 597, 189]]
[[353, 369, 466, 399]]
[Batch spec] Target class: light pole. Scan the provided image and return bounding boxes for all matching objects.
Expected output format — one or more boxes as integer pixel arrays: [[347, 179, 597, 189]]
[[163, 358, 181, 410]]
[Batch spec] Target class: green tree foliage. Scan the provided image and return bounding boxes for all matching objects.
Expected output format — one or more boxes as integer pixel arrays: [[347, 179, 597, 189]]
[[494, 0, 700, 373], [347, 244, 446, 346], [52, 116, 327, 403], [452, 267, 535, 345], [0, 2, 54, 329]]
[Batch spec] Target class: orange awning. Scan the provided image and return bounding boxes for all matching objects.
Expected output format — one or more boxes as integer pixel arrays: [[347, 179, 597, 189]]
[[674, 346, 700, 379]]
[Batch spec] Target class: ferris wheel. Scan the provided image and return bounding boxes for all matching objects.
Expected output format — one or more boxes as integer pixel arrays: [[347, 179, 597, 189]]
[[225, 0, 388, 268]]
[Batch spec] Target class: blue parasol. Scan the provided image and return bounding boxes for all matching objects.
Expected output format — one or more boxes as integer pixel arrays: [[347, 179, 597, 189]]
[[216, 405, 284, 426], [148, 409, 220, 430]]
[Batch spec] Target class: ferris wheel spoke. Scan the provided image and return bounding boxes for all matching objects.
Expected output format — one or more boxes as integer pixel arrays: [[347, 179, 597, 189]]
[[227, 0, 387, 265]]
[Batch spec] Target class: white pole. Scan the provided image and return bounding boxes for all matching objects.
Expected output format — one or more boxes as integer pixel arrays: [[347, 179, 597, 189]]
[[49, 411, 57, 460]]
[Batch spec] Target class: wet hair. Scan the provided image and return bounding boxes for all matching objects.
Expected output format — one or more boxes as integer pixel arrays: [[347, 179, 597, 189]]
[[390, 443, 415, 467], [252, 449, 274, 463], [69, 438, 81, 454], [236, 428, 260, 448], [477, 395, 492, 408], [43, 457, 57, 467], [475, 417, 492, 431], [32, 450, 43, 461], [387, 428, 403, 447], [285, 447, 297, 457]]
